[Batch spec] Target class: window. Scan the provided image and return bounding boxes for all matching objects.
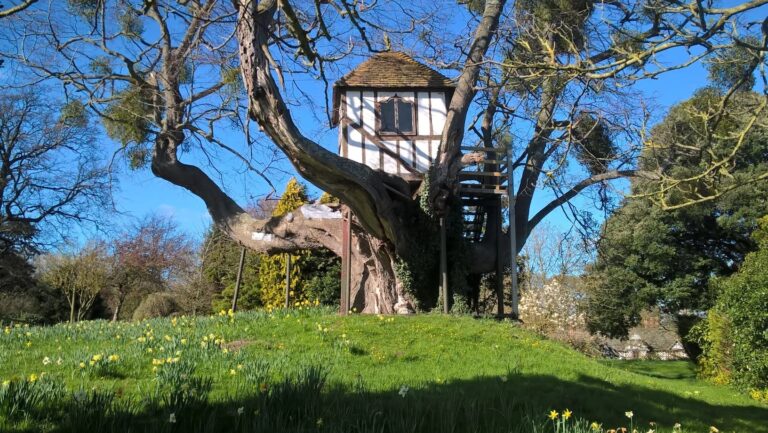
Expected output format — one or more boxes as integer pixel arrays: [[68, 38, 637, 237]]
[[378, 96, 415, 135]]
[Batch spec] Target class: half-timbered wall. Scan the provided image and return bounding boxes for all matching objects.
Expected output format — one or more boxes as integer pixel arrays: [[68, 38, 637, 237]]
[[338, 89, 447, 176]]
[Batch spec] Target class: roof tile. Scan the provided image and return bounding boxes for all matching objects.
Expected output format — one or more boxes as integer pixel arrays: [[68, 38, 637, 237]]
[[335, 52, 455, 89]]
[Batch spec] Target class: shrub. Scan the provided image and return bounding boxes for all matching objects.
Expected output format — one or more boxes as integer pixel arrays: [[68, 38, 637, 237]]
[[132, 292, 179, 321], [698, 216, 768, 391]]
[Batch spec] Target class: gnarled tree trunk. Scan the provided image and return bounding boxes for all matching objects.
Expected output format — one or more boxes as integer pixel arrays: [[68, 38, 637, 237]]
[[348, 224, 415, 314]]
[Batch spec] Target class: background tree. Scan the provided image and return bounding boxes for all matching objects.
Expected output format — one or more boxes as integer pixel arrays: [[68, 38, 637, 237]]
[[0, 89, 108, 322], [39, 242, 110, 323], [105, 214, 195, 320], [205, 179, 340, 311], [206, 225, 263, 312], [521, 222, 590, 291], [0, 90, 109, 256], [0, 252, 64, 323], [584, 88, 768, 355]]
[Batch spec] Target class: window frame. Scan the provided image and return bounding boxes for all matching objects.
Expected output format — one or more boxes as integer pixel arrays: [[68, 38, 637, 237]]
[[375, 95, 417, 137]]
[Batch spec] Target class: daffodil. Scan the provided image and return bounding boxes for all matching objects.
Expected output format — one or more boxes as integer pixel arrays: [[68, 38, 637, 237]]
[[548, 410, 558, 420], [625, 411, 634, 419], [563, 408, 572, 420], [28, 373, 38, 383], [590, 422, 601, 431]]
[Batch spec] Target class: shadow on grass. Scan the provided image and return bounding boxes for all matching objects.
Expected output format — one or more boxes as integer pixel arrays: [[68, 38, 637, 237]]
[[5, 370, 767, 433], [600, 360, 699, 381]]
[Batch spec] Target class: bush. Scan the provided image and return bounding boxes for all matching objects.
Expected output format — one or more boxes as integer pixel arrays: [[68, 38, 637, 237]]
[[132, 292, 179, 321], [698, 216, 768, 392]]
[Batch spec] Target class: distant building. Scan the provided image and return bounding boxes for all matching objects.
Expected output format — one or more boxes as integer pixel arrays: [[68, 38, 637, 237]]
[[601, 312, 689, 360]]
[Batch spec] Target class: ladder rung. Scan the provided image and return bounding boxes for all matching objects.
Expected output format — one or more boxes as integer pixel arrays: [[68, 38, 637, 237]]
[[463, 159, 507, 165], [459, 187, 507, 195], [460, 171, 505, 177], [460, 146, 503, 152]]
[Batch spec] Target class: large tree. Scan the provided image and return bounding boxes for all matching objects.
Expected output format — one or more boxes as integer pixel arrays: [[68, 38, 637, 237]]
[[105, 214, 196, 320], [4, 0, 767, 313], [0, 90, 109, 256], [584, 88, 768, 355]]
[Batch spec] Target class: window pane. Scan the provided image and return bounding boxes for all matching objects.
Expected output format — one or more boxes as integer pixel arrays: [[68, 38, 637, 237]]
[[397, 101, 414, 133], [380, 101, 396, 132]]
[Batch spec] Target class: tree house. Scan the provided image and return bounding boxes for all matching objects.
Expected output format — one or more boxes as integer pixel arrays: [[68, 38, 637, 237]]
[[333, 52, 513, 316], [332, 52, 455, 181]]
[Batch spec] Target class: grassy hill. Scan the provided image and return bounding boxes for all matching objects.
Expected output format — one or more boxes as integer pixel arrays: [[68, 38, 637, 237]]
[[1, 308, 766, 433]]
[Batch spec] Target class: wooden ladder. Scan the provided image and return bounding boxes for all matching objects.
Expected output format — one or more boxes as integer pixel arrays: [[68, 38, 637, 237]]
[[458, 146, 507, 242]]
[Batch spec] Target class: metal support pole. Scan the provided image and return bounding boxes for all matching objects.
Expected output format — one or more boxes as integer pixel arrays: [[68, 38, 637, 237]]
[[440, 216, 449, 313], [495, 204, 504, 317], [231, 246, 246, 312], [284, 253, 291, 309], [340, 207, 352, 315], [507, 145, 519, 319]]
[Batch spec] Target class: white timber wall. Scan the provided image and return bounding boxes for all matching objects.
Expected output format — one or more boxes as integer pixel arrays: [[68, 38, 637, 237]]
[[339, 89, 447, 176]]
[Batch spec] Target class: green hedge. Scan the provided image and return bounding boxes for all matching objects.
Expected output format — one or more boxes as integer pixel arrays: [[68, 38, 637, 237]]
[[698, 217, 768, 394]]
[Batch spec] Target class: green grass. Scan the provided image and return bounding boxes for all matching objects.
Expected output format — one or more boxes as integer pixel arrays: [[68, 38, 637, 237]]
[[1, 308, 766, 433], [600, 360, 699, 381]]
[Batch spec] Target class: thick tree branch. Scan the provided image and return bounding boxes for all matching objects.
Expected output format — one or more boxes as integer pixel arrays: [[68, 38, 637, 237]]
[[0, 0, 37, 19], [527, 170, 661, 235], [430, 0, 506, 214]]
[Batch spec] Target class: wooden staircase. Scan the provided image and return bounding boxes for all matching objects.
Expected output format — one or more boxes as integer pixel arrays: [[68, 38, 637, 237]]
[[458, 146, 508, 242]]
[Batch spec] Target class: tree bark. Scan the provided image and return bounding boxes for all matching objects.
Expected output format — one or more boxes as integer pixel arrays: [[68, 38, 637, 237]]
[[348, 223, 415, 314]]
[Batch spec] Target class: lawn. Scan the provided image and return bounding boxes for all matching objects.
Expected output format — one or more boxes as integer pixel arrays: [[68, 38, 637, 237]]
[[1, 308, 766, 433]]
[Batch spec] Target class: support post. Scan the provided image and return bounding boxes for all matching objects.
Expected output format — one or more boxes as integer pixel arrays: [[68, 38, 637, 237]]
[[284, 253, 291, 309], [231, 246, 246, 312], [495, 203, 504, 317], [507, 145, 519, 319], [340, 207, 352, 315], [440, 216, 449, 313]]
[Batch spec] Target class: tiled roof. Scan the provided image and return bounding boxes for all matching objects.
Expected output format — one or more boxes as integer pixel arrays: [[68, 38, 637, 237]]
[[331, 52, 455, 125], [335, 52, 455, 89]]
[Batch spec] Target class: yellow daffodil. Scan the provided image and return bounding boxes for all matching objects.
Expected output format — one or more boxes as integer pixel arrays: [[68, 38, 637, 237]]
[[548, 410, 558, 420], [710, 427, 720, 433], [590, 422, 601, 431], [563, 409, 572, 420], [108, 354, 119, 362], [28, 373, 38, 383]]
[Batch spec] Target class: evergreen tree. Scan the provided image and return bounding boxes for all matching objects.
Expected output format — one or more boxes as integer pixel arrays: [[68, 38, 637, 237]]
[[203, 178, 341, 311], [584, 89, 768, 356]]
